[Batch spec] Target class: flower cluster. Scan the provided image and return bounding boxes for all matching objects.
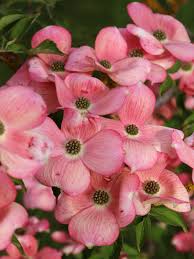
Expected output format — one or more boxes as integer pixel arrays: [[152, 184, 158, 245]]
[[0, 2, 194, 257], [172, 172, 194, 254]]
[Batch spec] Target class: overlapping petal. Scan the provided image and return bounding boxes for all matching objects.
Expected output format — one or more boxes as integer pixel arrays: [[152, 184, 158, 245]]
[[124, 139, 158, 172], [83, 130, 124, 176], [118, 83, 155, 125], [69, 206, 119, 247], [0, 203, 28, 250], [95, 27, 128, 63]]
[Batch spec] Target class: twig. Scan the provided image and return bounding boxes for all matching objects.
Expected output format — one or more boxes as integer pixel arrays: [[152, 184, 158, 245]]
[[155, 87, 175, 109]]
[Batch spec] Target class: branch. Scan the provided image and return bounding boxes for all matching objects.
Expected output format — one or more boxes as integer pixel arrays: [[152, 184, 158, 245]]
[[155, 87, 175, 109]]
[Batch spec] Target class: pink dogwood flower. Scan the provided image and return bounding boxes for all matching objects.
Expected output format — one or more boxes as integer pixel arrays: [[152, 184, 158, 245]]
[[51, 231, 85, 255], [0, 172, 24, 252], [23, 175, 56, 211], [7, 62, 59, 114], [51, 231, 68, 244], [55, 172, 139, 247], [0, 86, 47, 158], [120, 28, 167, 84], [172, 131, 194, 182], [0, 171, 16, 209], [62, 241, 85, 256], [0, 203, 28, 250], [17, 234, 38, 257], [29, 25, 71, 82], [5, 243, 21, 259], [178, 172, 193, 188], [65, 26, 151, 86], [133, 154, 190, 215], [6, 242, 62, 259], [183, 199, 194, 226], [122, 26, 175, 70], [185, 96, 194, 110], [172, 232, 194, 253], [127, 2, 194, 62], [0, 117, 54, 179], [35, 247, 62, 259], [0, 147, 42, 179], [26, 217, 50, 235], [102, 82, 179, 171], [35, 117, 124, 196], [171, 61, 194, 96], [55, 73, 128, 126]]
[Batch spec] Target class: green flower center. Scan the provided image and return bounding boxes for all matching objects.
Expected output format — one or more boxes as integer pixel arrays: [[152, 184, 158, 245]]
[[75, 97, 90, 110], [130, 48, 144, 57], [125, 124, 139, 136], [153, 30, 166, 41], [0, 121, 5, 135], [181, 62, 192, 71], [144, 181, 160, 195], [93, 190, 109, 205], [51, 61, 64, 72], [100, 60, 112, 69], [65, 139, 81, 155]]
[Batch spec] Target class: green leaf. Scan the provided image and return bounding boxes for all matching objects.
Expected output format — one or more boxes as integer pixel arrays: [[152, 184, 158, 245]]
[[110, 234, 123, 259], [135, 218, 145, 252], [183, 116, 194, 125], [0, 14, 25, 31], [150, 206, 187, 232], [167, 60, 181, 74], [29, 39, 63, 55], [81, 248, 93, 259], [123, 244, 139, 257], [12, 178, 27, 192], [183, 112, 194, 137], [133, 216, 152, 252], [6, 43, 27, 53], [12, 234, 25, 256], [144, 215, 152, 238], [10, 17, 33, 39], [159, 75, 175, 96]]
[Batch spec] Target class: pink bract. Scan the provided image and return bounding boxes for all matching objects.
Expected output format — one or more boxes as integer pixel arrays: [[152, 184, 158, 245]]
[[0, 171, 16, 209], [102, 83, 179, 171], [55, 73, 128, 126], [172, 131, 194, 170], [0, 147, 41, 179], [120, 28, 167, 83], [172, 62, 194, 96], [185, 96, 194, 110], [32, 25, 72, 60], [127, 2, 194, 61], [26, 217, 50, 235], [35, 117, 124, 196], [29, 25, 72, 83], [7, 62, 59, 113], [172, 131, 194, 183], [134, 154, 190, 214], [172, 232, 194, 253], [23, 176, 56, 211], [55, 172, 139, 246], [0, 85, 47, 158], [36, 247, 62, 259], [0, 203, 28, 250], [65, 26, 151, 86], [18, 234, 38, 257]]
